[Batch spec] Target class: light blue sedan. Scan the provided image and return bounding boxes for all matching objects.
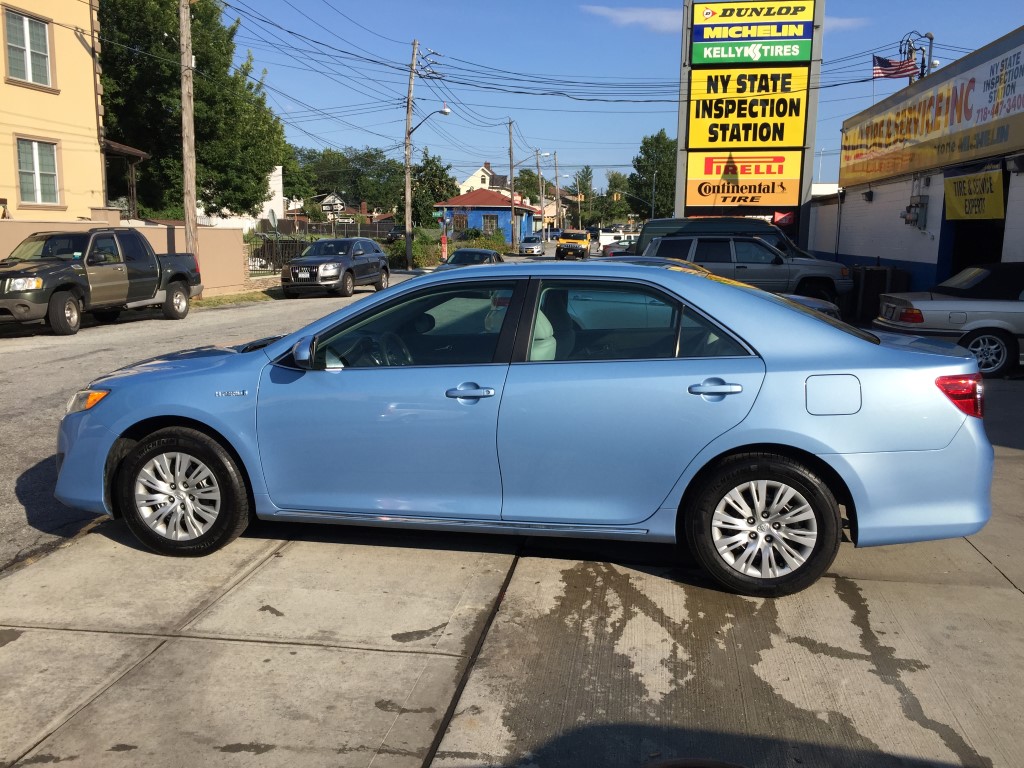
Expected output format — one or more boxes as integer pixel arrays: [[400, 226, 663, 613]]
[[55, 263, 992, 597]]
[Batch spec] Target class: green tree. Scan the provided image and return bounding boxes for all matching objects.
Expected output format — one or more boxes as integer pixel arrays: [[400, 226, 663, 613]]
[[99, 0, 285, 217], [628, 129, 677, 220], [411, 148, 459, 226], [282, 143, 316, 202]]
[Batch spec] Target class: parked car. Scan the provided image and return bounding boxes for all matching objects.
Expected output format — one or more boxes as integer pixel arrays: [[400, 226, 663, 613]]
[[873, 263, 1024, 377], [643, 235, 852, 302], [601, 255, 842, 318], [280, 237, 389, 298], [555, 230, 591, 260], [0, 228, 201, 335], [601, 235, 639, 257], [633, 217, 811, 260], [384, 226, 406, 243], [55, 262, 991, 598], [519, 236, 543, 256], [435, 248, 505, 272]]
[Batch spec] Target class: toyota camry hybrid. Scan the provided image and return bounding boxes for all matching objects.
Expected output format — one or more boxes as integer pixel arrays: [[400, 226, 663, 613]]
[[54, 262, 992, 597]]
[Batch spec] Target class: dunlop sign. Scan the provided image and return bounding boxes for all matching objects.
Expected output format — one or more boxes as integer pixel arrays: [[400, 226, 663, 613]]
[[943, 170, 1005, 220], [687, 151, 802, 206], [689, 67, 809, 149], [692, 1, 814, 64]]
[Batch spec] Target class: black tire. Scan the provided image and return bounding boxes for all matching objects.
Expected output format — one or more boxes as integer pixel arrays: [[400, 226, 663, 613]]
[[960, 329, 1017, 377], [92, 308, 121, 324], [116, 427, 250, 556], [162, 281, 190, 320], [684, 452, 842, 598], [336, 271, 355, 297], [797, 280, 838, 304], [374, 269, 390, 292], [47, 290, 81, 335]]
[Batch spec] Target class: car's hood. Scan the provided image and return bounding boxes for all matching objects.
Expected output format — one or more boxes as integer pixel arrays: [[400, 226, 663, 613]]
[[92, 339, 277, 385], [0, 258, 73, 276], [288, 254, 345, 266]]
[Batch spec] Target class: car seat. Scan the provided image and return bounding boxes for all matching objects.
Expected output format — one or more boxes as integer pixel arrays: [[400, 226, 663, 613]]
[[530, 311, 556, 361], [540, 290, 576, 359]]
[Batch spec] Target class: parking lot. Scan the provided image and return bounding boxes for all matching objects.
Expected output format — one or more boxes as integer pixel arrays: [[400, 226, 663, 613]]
[[0, 285, 1021, 768]]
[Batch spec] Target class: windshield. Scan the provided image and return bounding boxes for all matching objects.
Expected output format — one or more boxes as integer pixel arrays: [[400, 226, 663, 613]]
[[450, 250, 489, 265], [6, 233, 90, 262], [301, 240, 351, 257], [522, 237, 540, 244], [561, 232, 588, 242]]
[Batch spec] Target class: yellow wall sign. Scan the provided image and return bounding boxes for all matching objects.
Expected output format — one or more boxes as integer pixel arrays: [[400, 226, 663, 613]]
[[687, 151, 802, 206], [688, 67, 808, 149], [944, 170, 1005, 220]]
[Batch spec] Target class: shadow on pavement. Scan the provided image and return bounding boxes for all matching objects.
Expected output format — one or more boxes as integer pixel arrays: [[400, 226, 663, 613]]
[[440, 723, 973, 768], [15, 456, 102, 552]]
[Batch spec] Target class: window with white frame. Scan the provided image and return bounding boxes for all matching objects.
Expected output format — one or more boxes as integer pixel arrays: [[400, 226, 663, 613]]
[[5, 9, 51, 86], [482, 214, 498, 234], [17, 138, 58, 204]]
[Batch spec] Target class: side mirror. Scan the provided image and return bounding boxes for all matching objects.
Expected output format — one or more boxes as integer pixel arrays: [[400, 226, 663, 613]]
[[291, 336, 315, 369]]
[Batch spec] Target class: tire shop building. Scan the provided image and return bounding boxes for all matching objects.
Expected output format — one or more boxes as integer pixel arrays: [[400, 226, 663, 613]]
[[807, 25, 1024, 317]]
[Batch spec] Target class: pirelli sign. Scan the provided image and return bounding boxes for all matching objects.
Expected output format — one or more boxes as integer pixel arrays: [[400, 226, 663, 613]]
[[683, 1, 818, 211], [687, 151, 802, 206]]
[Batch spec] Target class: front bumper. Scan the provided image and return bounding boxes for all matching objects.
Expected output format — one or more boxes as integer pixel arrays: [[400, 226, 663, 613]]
[[0, 291, 49, 323], [55, 410, 119, 516], [555, 246, 588, 260]]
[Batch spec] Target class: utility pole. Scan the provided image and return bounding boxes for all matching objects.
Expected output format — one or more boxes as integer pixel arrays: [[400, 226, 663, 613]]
[[553, 151, 561, 231], [536, 149, 544, 241], [179, 0, 197, 263], [650, 169, 657, 220], [508, 119, 516, 252], [403, 39, 419, 270]]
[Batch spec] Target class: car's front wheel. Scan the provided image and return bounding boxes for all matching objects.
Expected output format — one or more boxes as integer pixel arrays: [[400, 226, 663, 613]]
[[116, 427, 250, 556], [48, 290, 81, 335], [684, 452, 842, 597], [961, 329, 1017, 377], [336, 271, 355, 297]]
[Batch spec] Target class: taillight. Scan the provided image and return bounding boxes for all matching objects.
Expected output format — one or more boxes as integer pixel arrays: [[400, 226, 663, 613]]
[[936, 373, 984, 418], [898, 308, 924, 323]]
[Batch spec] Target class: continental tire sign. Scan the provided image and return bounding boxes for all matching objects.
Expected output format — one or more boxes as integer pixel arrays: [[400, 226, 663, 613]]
[[687, 151, 802, 206]]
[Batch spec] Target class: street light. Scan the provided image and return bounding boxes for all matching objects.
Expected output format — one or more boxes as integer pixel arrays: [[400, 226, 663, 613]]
[[404, 103, 450, 269], [535, 150, 550, 240]]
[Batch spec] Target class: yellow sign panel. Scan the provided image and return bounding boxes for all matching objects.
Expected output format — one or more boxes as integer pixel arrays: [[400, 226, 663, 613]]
[[693, 2, 815, 25], [944, 170, 1005, 220], [687, 151, 802, 206], [689, 67, 808, 149]]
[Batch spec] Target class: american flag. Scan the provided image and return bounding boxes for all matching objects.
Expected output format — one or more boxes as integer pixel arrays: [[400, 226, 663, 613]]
[[872, 55, 919, 79]]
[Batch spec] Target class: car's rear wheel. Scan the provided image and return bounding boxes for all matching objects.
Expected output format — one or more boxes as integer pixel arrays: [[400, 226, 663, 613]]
[[116, 427, 250, 556], [162, 281, 190, 320], [684, 452, 842, 597], [374, 269, 389, 291], [961, 329, 1017, 377], [48, 290, 81, 335]]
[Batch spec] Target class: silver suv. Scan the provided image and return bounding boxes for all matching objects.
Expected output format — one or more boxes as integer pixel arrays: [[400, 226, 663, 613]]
[[643, 235, 852, 303]]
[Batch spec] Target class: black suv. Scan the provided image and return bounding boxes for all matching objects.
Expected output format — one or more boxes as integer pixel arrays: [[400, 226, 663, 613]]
[[281, 238, 390, 298], [384, 226, 406, 243]]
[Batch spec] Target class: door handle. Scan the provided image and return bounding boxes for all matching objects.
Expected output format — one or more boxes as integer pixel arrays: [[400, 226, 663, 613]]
[[736, 265, 748, 270], [688, 382, 742, 395], [446, 386, 496, 399]]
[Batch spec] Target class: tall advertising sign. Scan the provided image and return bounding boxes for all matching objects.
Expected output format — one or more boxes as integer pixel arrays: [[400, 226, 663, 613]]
[[677, 1, 824, 222]]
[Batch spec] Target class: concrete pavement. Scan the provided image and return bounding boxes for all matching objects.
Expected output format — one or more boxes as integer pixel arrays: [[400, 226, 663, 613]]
[[0, 371, 1021, 767]]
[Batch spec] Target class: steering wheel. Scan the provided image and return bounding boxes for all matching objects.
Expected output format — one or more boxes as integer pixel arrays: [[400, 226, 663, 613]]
[[378, 332, 414, 366]]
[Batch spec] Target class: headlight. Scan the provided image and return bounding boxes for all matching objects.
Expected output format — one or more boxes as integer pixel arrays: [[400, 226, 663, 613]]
[[321, 263, 340, 273], [7, 277, 44, 291], [65, 389, 110, 415]]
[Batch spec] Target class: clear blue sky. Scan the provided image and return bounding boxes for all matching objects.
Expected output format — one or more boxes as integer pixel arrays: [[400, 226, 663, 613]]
[[223, 1, 1023, 188]]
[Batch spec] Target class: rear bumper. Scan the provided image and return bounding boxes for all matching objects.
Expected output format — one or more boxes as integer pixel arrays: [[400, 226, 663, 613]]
[[826, 417, 992, 547]]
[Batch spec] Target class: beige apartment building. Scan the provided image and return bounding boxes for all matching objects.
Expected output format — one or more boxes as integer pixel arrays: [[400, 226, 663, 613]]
[[1, 0, 105, 222]]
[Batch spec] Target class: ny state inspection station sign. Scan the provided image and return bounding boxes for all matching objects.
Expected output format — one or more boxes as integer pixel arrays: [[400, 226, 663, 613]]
[[691, 1, 814, 64]]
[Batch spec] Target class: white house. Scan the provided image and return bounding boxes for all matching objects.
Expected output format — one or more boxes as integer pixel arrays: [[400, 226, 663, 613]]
[[458, 161, 508, 196]]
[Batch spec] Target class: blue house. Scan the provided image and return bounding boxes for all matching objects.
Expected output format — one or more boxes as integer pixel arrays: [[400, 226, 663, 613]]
[[434, 189, 537, 244]]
